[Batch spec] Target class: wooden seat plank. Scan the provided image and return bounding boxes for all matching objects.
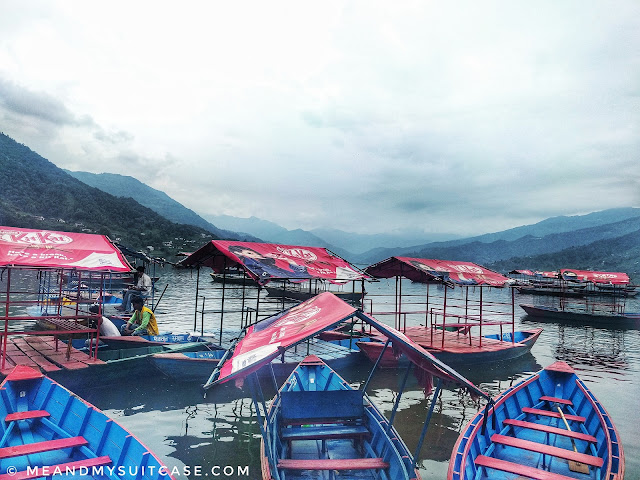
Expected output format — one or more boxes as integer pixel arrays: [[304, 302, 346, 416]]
[[0, 455, 112, 480], [491, 434, 602, 467], [539, 396, 572, 406], [522, 407, 585, 423], [475, 455, 580, 480], [0, 436, 87, 459], [278, 458, 389, 471], [5, 411, 50, 423], [282, 425, 369, 441], [503, 419, 596, 443]]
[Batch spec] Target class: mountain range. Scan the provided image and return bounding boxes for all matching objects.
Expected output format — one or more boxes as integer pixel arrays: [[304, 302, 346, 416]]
[[2, 132, 639, 279]]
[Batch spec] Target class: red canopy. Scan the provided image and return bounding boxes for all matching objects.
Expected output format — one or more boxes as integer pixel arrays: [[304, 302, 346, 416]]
[[365, 257, 509, 287], [0, 226, 131, 272], [182, 240, 368, 286], [561, 268, 630, 285], [204, 292, 490, 400]]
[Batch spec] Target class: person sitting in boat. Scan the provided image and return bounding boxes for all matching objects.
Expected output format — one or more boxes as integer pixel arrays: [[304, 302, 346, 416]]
[[88, 304, 121, 337], [121, 296, 159, 336], [117, 266, 153, 313]]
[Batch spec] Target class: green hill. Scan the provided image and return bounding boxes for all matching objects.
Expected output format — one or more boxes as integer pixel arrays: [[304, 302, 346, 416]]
[[0, 132, 218, 260], [64, 171, 253, 241]]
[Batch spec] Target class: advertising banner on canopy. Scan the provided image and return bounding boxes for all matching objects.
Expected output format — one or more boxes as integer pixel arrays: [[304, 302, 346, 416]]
[[0, 226, 131, 272], [366, 256, 509, 287], [561, 268, 630, 285], [208, 292, 358, 386], [205, 292, 490, 400], [183, 240, 369, 285]]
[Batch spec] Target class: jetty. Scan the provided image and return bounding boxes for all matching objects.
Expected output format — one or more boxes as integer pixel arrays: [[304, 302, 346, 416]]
[[0, 226, 132, 376]]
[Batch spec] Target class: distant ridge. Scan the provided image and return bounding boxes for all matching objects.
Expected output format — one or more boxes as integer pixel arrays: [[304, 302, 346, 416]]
[[0, 132, 215, 258], [64, 171, 253, 242]]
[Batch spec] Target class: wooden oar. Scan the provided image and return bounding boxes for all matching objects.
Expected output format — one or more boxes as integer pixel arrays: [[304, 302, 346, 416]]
[[152, 284, 168, 312], [556, 406, 590, 474]]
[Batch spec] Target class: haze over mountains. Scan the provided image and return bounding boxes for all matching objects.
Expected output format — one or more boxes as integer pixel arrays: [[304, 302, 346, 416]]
[[64, 167, 640, 278], [1, 132, 639, 279]]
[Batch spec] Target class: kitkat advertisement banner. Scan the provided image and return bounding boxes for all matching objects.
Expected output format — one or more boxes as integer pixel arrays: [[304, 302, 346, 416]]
[[0, 227, 131, 271]]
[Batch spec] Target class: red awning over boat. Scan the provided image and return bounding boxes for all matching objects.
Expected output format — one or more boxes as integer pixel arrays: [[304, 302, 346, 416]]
[[182, 240, 369, 286], [561, 268, 630, 284], [205, 292, 490, 400], [210, 292, 357, 383], [0, 226, 131, 272], [365, 257, 509, 287], [509, 269, 535, 276]]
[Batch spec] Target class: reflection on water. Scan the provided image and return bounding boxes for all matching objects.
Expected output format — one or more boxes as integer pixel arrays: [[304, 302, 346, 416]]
[[2, 267, 639, 479]]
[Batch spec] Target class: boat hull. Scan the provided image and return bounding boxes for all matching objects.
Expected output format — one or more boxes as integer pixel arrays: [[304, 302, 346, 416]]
[[521, 303, 640, 327], [357, 328, 542, 367], [261, 356, 420, 480], [0, 366, 175, 479], [448, 361, 624, 480]]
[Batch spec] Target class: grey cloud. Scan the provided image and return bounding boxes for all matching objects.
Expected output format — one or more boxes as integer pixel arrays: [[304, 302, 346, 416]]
[[0, 78, 92, 127]]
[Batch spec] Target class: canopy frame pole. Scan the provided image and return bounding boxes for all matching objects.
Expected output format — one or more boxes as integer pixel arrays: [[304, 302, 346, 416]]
[[219, 257, 227, 345], [411, 377, 443, 472], [193, 266, 200, 331], [387, 362, 412, 433], [479, 287, 483, 348], [362, 338, 390, 393], [248, 374, 281, 480], [1, 268, 11, 371]]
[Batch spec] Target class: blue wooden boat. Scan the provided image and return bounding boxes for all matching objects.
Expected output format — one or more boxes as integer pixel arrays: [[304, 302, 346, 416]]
[[204, 292, 492, 480], [261, 355, 419, 480], [150, 338, 360, 382], [0, 365, 175, 479], [448, 361, 624, 480], [150, 350, 226, 382]]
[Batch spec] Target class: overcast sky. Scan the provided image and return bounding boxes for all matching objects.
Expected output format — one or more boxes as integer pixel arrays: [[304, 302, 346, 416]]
[[1, 1, 639, 237]]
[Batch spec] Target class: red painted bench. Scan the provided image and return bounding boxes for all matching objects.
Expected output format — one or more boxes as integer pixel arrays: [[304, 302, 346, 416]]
[[522, 407, 585, 423], [540, 396, 572, 406], [0, 436, 87, 459], [278, 458, 389, 471], [503, 419, 596, 443], [0, 456, 112, 480], [491, 434, 602, 467], [475, 455, 580, 480], [5, 411, 50, 423]]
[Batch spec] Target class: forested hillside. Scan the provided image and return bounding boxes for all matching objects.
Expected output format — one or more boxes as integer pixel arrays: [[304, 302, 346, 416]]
[[488, 228, 640, 281], [0, 133, 216, 260]]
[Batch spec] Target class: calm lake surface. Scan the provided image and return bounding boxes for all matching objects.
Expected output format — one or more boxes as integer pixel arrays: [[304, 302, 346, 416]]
[[16, 267, 640, 479]]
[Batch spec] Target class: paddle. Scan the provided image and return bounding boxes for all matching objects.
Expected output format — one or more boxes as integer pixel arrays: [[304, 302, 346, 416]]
[[152, 284, 168, 312], [556, 406, 590, 474]]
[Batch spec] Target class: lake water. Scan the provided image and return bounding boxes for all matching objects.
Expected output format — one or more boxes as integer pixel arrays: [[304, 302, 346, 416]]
[[7, 267, 640, 479]]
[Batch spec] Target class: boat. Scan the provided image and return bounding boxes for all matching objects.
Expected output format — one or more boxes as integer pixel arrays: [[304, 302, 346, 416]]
[[516, 284, 587, 298], [448, 361, 624, 480], [264, 282, 363, 303], [0, 365, 175, 479], [356, 328, 543, 367], [521, 303, 640, 328], [150, 350, 227, 381], [260, 355, 419, 480], [203, 292, 493, 480], [149, 337, 360, 382], [210, 271, 259, 286]]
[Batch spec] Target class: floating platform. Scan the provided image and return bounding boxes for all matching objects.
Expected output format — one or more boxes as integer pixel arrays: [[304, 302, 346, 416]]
[[0, 335, 105, 375]]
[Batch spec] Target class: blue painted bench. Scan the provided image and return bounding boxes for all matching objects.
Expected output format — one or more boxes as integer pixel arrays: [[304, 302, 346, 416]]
[[280, 390, 368, 447]]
